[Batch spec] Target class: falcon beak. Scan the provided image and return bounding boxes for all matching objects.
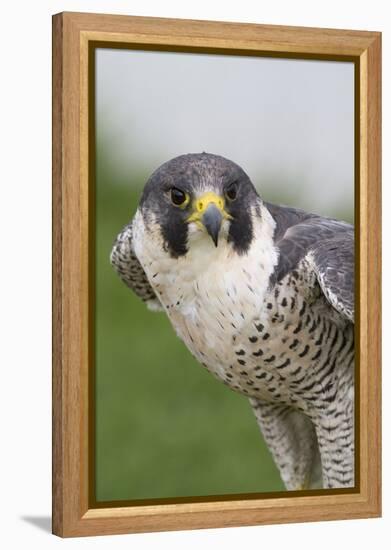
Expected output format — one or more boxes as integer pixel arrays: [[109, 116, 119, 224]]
[[202, 204, 222, 247], [186, 192, 232, 247]]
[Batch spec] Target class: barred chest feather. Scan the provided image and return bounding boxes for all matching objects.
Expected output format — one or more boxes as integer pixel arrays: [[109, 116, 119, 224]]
[[133, 207, 354, 416]]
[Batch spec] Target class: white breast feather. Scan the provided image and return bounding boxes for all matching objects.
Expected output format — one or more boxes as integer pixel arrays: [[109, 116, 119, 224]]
[[133, 204, 278, 379]]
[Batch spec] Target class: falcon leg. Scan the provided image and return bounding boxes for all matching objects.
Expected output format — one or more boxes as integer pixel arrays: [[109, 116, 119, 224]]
[[314, 407, 355, 489], [249, 398, 322, 490]]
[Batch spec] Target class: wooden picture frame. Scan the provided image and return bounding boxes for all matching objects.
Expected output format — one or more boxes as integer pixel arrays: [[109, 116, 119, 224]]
[[52, 11, 381, 537]]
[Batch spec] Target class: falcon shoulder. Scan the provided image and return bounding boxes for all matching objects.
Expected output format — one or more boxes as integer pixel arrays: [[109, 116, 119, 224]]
[[110, 221, 163, 311], [266, 202, 354, 323], [307, 233, 354, 323]]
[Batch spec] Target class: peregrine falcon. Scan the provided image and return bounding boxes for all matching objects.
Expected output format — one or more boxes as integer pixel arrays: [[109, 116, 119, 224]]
[[110, 153, 355, 490]]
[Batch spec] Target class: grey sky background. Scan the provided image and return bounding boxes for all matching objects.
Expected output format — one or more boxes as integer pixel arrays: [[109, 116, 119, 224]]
[[96, 49, 354, 220]]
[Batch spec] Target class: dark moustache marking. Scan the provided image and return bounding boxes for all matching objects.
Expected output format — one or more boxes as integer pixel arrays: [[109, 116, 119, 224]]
[[160, 214, 189, 258], [227, 197, 255, 254]]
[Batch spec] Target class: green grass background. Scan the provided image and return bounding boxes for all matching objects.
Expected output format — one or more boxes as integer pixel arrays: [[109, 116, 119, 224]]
[[95, 153, 353, 503]]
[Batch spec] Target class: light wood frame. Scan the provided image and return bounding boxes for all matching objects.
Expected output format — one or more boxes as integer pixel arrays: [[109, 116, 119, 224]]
[[52, 11, 382, 538]]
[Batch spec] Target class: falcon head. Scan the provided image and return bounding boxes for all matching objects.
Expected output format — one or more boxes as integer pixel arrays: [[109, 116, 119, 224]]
[[138, 153, 261, 258]]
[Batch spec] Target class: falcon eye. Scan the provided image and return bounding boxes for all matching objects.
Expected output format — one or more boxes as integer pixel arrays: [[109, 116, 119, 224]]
[[225, 182, 238, 201], [170, 187, 188, 207]]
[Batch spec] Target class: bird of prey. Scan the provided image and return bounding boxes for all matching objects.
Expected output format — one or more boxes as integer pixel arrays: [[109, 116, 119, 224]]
[[110, 153, 355, 490]]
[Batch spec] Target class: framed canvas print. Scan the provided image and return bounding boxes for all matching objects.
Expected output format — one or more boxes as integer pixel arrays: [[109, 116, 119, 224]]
[[52, 12, 381, 537]]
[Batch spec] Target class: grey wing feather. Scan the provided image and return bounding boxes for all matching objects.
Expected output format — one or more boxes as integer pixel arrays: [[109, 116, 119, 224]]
[[307, 233, 354, 322], [110, 221, 163, 311], [266, 202, 354, 323]]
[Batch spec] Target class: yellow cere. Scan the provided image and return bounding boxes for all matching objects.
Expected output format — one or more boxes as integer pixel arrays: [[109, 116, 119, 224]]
[[187, 192, 232, 223]]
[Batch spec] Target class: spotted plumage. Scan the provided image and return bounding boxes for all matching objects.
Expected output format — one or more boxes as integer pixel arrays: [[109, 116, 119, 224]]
[[111, 153, 355, 490]]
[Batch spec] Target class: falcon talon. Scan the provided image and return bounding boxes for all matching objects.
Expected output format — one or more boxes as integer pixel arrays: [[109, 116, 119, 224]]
[[111, 152, 355, 491]]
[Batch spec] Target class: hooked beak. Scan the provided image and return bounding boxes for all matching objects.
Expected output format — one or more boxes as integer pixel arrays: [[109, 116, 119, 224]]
[[186, 192, 232, 247], [202, 204, 222, 247]]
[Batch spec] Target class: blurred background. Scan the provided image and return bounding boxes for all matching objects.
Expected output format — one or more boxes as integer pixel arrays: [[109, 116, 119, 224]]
[[95, 48, 354, 503]]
